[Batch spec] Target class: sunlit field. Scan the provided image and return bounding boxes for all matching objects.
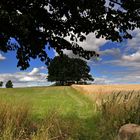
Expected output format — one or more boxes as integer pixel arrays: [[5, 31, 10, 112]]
[[72, 84, 140, 102], [0, 85, 140, 140], [72, 84, 140, 140], [0, 86, 97, 140], [72, 84, 140, 94]]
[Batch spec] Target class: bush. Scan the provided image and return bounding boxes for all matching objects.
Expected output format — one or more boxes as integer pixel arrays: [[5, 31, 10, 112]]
[[0, 81, 3, 87], [96, 91, 140, 140], [5, 80, 13, 88]]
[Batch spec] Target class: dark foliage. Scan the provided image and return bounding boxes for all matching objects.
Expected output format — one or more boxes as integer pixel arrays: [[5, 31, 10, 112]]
[[5, 80, 13, 88], [0, 0, 140, 69], [0, 81, 3, 87], [48, 55, 94, 85]]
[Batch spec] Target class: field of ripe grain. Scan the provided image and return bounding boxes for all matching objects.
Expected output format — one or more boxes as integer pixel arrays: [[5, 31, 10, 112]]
[[72, 84, 140, 94], [72, 84, 140, 105], [73, 84, 140, 140]]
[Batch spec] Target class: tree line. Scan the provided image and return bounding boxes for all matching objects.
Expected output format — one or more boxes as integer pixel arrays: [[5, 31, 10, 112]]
[[0, 80, 13, 88]]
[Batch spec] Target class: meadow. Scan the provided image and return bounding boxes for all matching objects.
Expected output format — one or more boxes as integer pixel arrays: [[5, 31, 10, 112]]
[[0, 85, 140, 140], [0, 86, 97, 140]]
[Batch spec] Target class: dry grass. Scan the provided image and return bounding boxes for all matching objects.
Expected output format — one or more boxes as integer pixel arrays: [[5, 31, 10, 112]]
[[0, 100, 81, 140], [72, 84, 140, 140], [0, 87, 96, 140], [96, 91, 140, 140]]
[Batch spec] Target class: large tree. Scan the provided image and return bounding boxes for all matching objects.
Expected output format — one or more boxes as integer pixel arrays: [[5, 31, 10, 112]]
[[47, 55, 93, 85], [0, 0, 140, 69]]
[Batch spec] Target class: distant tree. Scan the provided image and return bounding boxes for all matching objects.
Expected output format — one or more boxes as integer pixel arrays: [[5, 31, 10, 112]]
[[48, 55, 94, 85], [5, 80, 13, 88], [0, 81, 3, 87], [0, 0, 140, 69], [69, 58, 94, 84]]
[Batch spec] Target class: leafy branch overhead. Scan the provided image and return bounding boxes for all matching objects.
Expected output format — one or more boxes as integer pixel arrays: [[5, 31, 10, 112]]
[[0, 0, 140, 69]]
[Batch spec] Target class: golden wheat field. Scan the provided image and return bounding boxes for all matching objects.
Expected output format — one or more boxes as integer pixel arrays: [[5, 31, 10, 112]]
[[72, 84, 140, 103], [72, 84, 140, 94]]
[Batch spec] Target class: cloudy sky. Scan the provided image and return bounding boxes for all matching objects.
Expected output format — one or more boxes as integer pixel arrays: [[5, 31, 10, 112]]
[[0, 46, 55, 87], [0, 28, 140, 87]]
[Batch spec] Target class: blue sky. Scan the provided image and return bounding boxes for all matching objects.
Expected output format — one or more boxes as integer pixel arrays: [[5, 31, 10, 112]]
[[0, 29, 140, 87]]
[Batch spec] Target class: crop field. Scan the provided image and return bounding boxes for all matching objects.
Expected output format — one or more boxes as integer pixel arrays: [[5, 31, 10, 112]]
[[72, 84, 140, 94], [0, 85, 140, 140], [72, 84, 140, 103]]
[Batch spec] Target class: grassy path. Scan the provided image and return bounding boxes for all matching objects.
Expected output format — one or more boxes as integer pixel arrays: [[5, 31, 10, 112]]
[[0, 86, 98, 139], [0, 86, 95, 118], [65, 87, 87, 106]]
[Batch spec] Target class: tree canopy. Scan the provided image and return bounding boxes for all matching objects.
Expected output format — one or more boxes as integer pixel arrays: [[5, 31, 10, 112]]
[[47, 55, 93, 85], [5, 80, 13, 88], [0, 81, 3, 87], [0, 0, 140, 69]]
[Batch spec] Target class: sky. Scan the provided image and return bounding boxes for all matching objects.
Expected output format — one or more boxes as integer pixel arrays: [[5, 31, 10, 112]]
[[0, 1, 140, 87], [0, 28, 140, 87]]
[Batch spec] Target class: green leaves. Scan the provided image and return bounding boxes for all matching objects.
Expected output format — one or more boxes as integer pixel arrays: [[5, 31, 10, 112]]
[[0, 0, 140, 69], [47, 55, 93, 85], [5, 80, 13, 88]]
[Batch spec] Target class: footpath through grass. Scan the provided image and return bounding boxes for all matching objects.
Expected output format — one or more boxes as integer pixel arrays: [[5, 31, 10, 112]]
[[0, 86, 140, 140], [0, 86, 99, 140]]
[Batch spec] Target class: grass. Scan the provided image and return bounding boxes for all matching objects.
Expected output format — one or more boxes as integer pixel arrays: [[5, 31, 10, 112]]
[[0, 85, 140, 140], [97, 91, 140, 140], [0, 86, 97, 140], [0, 86, 95, 118], [72, 85, 140, 140]]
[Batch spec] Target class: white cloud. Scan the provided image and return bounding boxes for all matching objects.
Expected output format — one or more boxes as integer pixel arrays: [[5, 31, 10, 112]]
[[78, 33, 107, 51], [104, 70, 140, 84], [0, 67, 51, 87], [63, 49, 79, 58], [40, 66, 47, 70], [93, 77, 112, 84], [91, 66, 140, 84], [100, 48, 121, 57], [94, 55, 140, 84], [79, 29, 140, 85], [0, 54, 6, 61], [63, 33, 108, 58], [19, 76, 38, 82], [28, 68, 40, 76], [99, 29, 140, 67], [125, 29, 140, 52], [110, 29, 140, 65], [122, 51, 140, 62]]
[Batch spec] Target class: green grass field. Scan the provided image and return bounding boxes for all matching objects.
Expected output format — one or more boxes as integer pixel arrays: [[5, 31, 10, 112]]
[[0, 86, 95, 118], [0, 86, 98, 140], [0, 86, 140, 140]]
